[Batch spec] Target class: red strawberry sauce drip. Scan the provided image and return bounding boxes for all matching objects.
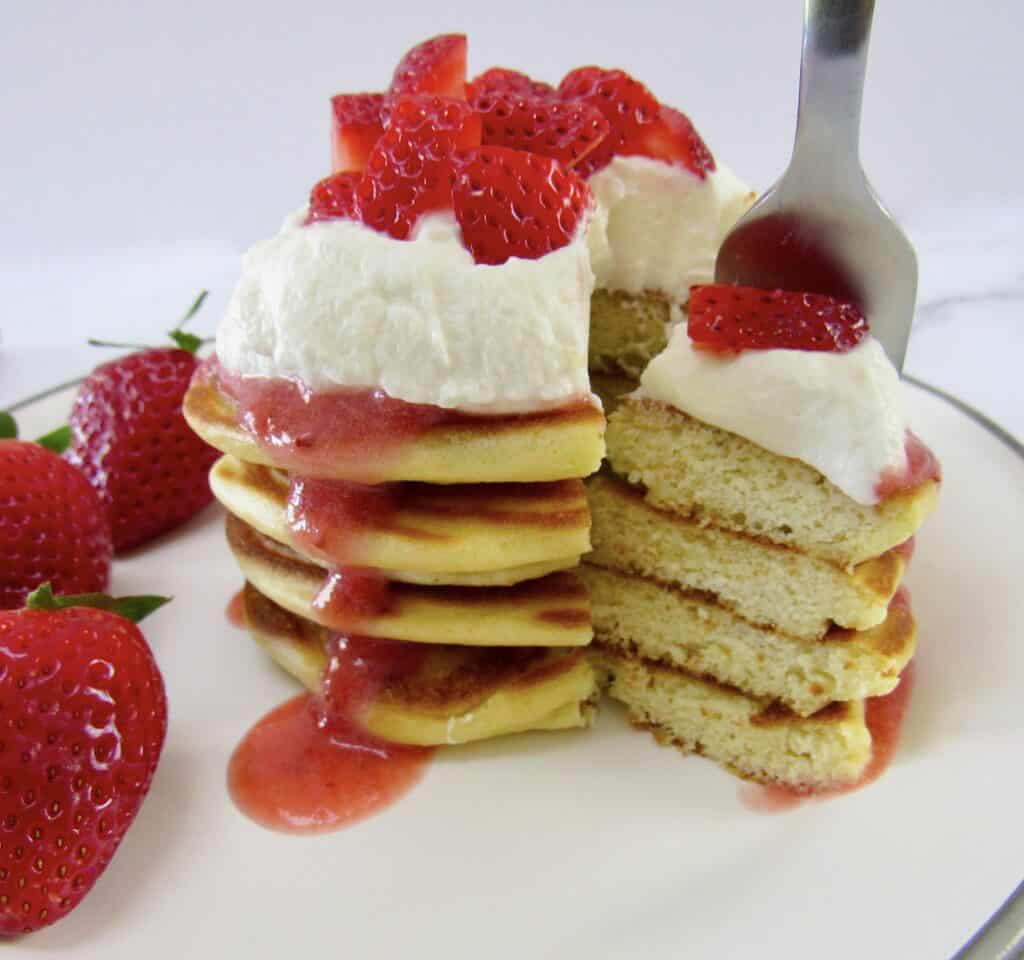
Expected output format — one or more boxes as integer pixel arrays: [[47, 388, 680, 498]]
[[207, 358, 462, 481], [286, 475, 398, 565], [312, 568, 395, 629], [228, 590, 432, 835], [876, 431, 942, 500], [741, 648, 916, 814], [227, 693, 432, 835], [226, 588, 247, 628]]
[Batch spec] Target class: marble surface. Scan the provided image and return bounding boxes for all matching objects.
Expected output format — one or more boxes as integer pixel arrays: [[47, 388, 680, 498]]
[[1, 0, 1021, 440]]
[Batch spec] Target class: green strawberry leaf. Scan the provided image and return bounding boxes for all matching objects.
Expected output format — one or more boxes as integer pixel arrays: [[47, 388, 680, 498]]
[[36, 424, 71, 454], [168, 329, 205, 354], [0, 411, 17, 439], [26, 582, 171, 623]]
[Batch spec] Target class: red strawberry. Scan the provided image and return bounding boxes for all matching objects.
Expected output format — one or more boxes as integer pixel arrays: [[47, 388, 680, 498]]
[[0, 441, 112, 609], [467, 67, 555, 100], [390, 34, 467, 98], [639, 105, 715, 176], [557, 67, 714, 179], [471, 92, 609, 170], [306, 171, 361, 224], [0, 585, 168, 935], [68, 327, 220, 552], [330, 93, 387, 174], [687, 284, 869, 354], [358, 95, 481, 240], [452, 147, 592, 265]]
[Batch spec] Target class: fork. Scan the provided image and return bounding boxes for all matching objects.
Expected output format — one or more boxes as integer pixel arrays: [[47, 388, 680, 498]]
[[714, 0, 917, 372]]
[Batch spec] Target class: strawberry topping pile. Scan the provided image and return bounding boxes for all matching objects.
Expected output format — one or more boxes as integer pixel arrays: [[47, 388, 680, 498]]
[[453, 147, 592, 265], [312, 33, 716, 263], [687, 284, 870, 354]]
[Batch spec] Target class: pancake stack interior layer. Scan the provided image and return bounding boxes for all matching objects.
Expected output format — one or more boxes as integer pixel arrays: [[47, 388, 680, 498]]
[[582, 356, 938, 789], [184, 376, 606, 746]]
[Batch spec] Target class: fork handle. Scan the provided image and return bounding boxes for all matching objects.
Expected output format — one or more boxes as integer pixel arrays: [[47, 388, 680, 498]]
[[791, 0, 875, 186]]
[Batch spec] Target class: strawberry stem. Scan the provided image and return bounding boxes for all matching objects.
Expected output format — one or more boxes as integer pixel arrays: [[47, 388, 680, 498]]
[[0, 411, 16, 439], [168, 290, 211, 354], [36, 424, 71, 454], [26, 582, 171, 623], [178, 290, 209, 329], [88, 338, 150, 350]]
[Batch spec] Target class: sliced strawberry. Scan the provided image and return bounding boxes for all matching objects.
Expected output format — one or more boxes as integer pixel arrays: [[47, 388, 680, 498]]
[[452, 147, 592, 265], [358, 95, 481, 240], [638, 105, 715, 178], [687, 284, 869, 354], [471, 92, 609, 170], [390, 34, 467, 98], [306, 172, 361, 224], [467, 67, 555, 100], [330, 93, 387, 173], [557, 66, 714, 179]]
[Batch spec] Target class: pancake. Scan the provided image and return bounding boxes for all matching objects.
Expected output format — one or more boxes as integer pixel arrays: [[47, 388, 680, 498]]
[[607, 397, 940, 566], [210, 455, 589, 584], [227, 514, 592, 648], [243, 584, 598, 745], [589, 374, 638, 417], [591, 645, 871, 789], [580, 563, 915, 717], [589, 289, 673, 379], [587, 472, 904, 641], [184, 375, 606, 484]]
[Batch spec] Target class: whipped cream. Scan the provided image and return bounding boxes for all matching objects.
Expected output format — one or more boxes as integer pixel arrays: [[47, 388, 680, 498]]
[[217, 212, 595, 413], [639, 329, 908, 504], [586, 156, 754, 303]]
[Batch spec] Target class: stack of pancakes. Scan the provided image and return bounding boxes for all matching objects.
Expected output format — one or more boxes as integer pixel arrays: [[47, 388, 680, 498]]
[[183, 372, 607, 746], [581, 389, 939, 790]]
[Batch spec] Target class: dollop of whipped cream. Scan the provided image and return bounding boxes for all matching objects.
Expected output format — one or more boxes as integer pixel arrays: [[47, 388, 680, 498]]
[[586, 156, 755, 303], [639, 328, 909, 504], [217, 212, 595, 414]]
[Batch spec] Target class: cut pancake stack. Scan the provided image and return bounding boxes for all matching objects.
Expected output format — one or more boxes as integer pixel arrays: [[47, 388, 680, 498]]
[[184, 372, 607, 746], [582, 390, 939, 790]]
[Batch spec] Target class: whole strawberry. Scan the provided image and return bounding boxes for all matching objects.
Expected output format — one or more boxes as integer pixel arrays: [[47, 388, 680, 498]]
[[0, 585, 168, 935], [67, 295, 220, 552], [0, 439, 112, 609]]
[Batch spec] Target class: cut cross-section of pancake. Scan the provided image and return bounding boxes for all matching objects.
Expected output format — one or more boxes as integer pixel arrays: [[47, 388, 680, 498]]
[[243, 584, 598, 746], [587, 472, 904, 640], [588, 290, 673, 380], [210, 455, 590, 584], [591, 646, 872, 790], [184, 374, 605, 484], [581, 563, 916, 717], [227, 514, 592, 648], [607, 397, 940, 566]]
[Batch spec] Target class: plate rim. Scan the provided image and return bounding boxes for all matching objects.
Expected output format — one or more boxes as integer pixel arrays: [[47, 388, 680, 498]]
[[6, 372, 1023, 960]]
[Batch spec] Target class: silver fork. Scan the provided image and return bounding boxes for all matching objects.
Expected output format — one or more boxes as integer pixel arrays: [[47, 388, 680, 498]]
[[714, 0, 916, 371]]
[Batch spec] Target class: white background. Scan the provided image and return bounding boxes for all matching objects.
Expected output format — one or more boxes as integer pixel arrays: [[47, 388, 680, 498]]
[[1, 0, 1022, 435]]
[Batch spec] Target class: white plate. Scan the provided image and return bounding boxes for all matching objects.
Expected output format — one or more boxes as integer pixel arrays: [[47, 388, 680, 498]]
[[12, 380, 1024, 960]]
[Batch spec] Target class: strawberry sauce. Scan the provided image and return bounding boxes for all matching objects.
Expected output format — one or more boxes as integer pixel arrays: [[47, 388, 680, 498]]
[[286, 475, 399, 565], [226, 588, 247, 628], [876, 431, 942, 500], [228, 694, 432, 834], [311, 568, 395, 630], [208, 359, 463, 480], [228, 616, 432, 835], [740, 660, 916, 813]]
